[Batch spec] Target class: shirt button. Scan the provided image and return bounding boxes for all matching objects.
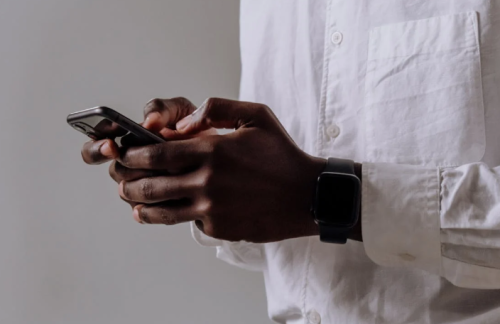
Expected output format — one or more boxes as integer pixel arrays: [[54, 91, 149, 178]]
[[307, 310, 322, 324], [326, 124, 341, 139], [331, 31, 343, 45]]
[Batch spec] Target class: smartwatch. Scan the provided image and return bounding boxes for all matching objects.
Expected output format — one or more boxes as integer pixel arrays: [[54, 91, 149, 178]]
[[313, 158, 361, 244]]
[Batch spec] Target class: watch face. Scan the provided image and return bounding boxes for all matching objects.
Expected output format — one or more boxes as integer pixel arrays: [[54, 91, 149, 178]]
[[315, 173, 360, 228]]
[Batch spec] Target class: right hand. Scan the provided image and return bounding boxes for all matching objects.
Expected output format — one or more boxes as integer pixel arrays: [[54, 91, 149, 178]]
[[80, 97, 217, 207]]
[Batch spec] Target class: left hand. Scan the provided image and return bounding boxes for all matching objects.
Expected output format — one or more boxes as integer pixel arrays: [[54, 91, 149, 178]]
[[118, 98, 326, 243]]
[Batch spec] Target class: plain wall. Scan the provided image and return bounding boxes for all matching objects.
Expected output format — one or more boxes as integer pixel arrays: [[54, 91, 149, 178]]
[[0, 0, 272, 323]]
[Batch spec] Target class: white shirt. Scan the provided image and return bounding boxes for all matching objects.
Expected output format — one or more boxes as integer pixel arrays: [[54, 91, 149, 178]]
[[192, 1, 500, 323]]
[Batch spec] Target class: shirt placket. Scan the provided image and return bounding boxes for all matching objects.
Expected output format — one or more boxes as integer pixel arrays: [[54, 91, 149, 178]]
[[316, 0, 348, 160], [309, 1, 351, 323]]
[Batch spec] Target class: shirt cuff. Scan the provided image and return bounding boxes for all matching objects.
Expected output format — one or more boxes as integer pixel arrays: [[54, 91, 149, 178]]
[[190, 222, 264, 272], [361, 162, 442, 276]]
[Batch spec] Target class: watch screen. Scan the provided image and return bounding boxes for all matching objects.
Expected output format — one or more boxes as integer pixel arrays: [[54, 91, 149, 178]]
[[316, 173, 360, 226]]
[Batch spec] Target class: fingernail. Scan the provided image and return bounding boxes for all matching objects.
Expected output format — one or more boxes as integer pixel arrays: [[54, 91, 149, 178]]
[[176, 115, 192, 131], [144, 112, 161, 127], [191, 99, 208, 117], [100, 141, 113, 158], [118, 181, 125, 198], [133, 206, 144, 224]]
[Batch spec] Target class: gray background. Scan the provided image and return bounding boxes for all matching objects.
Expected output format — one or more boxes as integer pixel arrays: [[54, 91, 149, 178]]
[[0, 0, 272, 323]]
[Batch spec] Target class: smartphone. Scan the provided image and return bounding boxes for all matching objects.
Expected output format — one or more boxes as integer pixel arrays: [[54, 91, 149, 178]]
[[67, 106, 165, 145]]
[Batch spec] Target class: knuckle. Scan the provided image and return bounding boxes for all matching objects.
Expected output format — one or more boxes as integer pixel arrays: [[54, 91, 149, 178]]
[[171, 97, 192, 107], [144, 98, 165, 115], [198, 137, 216, 156], [206, 139, 227, 172], [205, 136, 224, 159], [197, 198, 216, 217], [139, 178, 154, 201], [169, 97, 196, 116], [202, 221, 223, 239], [164, 144, 181, 166], [144, 145, 164, 168], [255, 103, 271, 116], [139, 208, 152, 224], [199, 168, 218, 197], [202, 222, 215, 237], [210, 136, 222, 152], [160, 209, 178, 226]]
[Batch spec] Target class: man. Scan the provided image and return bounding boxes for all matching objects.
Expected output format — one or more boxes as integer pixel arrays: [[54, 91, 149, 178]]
[[80, 1, 500, 323]]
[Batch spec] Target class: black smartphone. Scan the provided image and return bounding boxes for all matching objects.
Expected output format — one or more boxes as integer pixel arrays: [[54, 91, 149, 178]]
[[67, 106, 165, 145]]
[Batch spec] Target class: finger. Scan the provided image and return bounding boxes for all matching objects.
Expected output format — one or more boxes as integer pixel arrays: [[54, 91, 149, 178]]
[[175, 98, 275, 135], [158, 126, 218, 140], [142, 97, 197, 132], [118, 138, 209, 171], [81, 139, 119, 165], [133, 202, 197, 225], [119, 196, 137, 209], [119, 131, 158, 148], [109, 161, 157, 183], [119, 174, 196, 204], [194, 220, 205, 233]]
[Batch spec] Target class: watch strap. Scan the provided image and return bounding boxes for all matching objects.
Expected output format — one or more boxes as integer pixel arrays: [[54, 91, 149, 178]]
[[318, 158, 357, 244], [325, 158, 354, 174], [319, 226, 349, 244]]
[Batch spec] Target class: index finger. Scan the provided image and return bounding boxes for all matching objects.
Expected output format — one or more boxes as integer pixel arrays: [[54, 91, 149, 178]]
[[142, 97, 197, 131], [118, 137, 211, 171]]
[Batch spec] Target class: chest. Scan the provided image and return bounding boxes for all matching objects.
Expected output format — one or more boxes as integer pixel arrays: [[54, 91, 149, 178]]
[[241, 0, 500, 166]]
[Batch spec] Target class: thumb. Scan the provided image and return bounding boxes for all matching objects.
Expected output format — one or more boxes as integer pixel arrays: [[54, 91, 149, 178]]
[[142, 97, 197, 132], [175, 98, 274, 135]]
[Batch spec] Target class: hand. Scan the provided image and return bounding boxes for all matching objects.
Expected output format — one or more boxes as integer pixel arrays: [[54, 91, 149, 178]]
[[80, 97, 217, 208], [117, 98, 326, 243]]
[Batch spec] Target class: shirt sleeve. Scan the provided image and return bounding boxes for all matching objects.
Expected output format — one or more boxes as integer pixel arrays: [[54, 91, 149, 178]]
[[190, 222, 265, 272], [362, 162, 500, 289]]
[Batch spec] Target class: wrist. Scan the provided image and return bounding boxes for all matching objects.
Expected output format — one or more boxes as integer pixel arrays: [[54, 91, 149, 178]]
[[302, 157, 326, 237]]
